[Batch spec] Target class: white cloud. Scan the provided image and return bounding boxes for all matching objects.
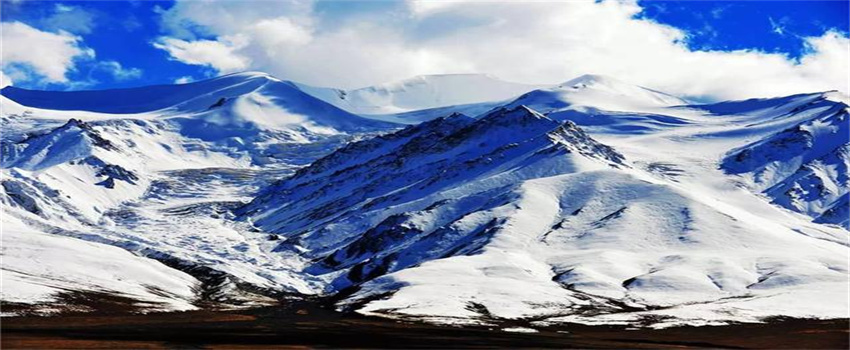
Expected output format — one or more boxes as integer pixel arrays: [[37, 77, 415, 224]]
[[0, 71, 13, 88], [96, 60, 143, 81], [1, 21, 143, 88], [152, 0, 850, 99], [156, 0, 312, 40], [174, 76, 194, 84], [0, 21, 94, 83], [153, 36, 251, 73], [249, 17, 312, 48]]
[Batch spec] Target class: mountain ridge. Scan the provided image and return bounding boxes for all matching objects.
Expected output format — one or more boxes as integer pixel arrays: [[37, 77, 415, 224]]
[[1, 71, 847, 328]]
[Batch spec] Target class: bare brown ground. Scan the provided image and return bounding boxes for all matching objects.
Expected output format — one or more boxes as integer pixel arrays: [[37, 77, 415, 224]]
[[2, 297, 848, 349]]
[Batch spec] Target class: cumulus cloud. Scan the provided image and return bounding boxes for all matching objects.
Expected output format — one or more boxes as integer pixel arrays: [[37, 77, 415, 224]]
[[155, 0, 313, 40], [152, 0, 850, 99], [1, 19, 143, 88], [96, 60, 143, 81], [0, 21, 94, 83], [153, 36, 251, 73]]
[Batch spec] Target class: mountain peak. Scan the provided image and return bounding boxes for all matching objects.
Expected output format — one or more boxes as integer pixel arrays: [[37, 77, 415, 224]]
[[559, 74, 658, 93], [547, 120, 626, 166], [505, 74, 687, 114], [561, 73, 619, 88], [481, 105, 553, 124], [464, 105, 561, 141], [2, 118, 118, 171]]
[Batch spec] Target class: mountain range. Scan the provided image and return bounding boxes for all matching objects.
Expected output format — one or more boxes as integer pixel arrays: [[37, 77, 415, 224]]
[[1, 72, 847, 328]]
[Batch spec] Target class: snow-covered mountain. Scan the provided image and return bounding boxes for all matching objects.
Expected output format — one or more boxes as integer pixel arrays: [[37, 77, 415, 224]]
[[1, 72, 847, 328], [719, 92, 849, 228], [239, 106, 626, 265], [294, 73, 544, 120], [510, 74, 687, 112], [0, 72, 398, 222], [500, 74, 692, 134], [2, 71, 394, 138], [237, 102, 847, 326], [0, 72, 397, 312]]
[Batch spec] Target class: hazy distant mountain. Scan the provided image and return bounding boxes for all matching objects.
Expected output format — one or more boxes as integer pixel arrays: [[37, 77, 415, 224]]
[[294, 73, 544, 117]]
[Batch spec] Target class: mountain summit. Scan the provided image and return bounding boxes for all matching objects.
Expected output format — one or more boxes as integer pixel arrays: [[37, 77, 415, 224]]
[[507, 73, 688, 115]]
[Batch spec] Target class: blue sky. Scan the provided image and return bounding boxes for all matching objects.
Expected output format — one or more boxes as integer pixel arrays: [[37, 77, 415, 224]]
[[1, 0, 848, 100], [1, 0, 201, 89], [640, 1, 848, 57]]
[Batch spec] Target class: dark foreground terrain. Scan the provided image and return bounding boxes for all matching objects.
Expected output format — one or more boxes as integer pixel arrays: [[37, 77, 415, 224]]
[[2, 297, 848, 349]]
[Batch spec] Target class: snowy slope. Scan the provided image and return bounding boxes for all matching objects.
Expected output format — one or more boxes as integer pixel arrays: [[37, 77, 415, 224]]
[[239, 106, 625, 293], [2, 71, 395, 135], [1, 71, 847, 328], [499, 74, 693, 134], [711, 92, 849, 228], [294, 74, 543, 117], [239, 103, 848, 326], [1, 213, 199, 314], [241, 106, 624, 237], [0, 119, 161, 223], [0, 72, 397, 312], [507, 74, 687, 112], [498, 76, 849, 228]]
